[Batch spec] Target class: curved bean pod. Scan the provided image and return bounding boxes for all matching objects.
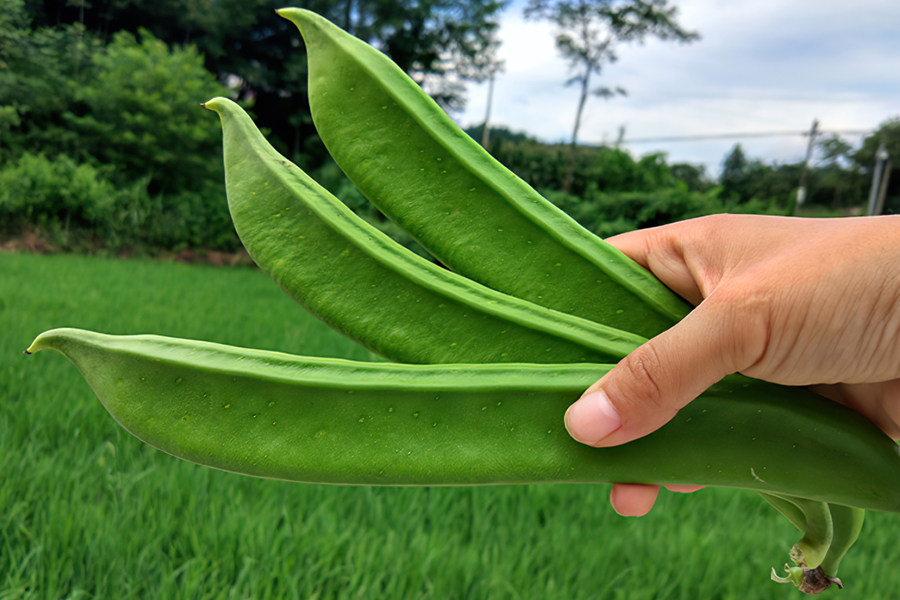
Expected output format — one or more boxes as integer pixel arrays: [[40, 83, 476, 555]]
[[26, 328, 900, 512], [764, 494, 834, 569], [819, 504, 865, 579], [203, 97, 645, 365], [278, 8, 691, 338], [770, 500, 862, 593]]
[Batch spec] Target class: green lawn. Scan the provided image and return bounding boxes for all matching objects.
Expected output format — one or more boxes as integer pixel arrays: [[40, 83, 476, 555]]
[[2, 252, 899, 599]]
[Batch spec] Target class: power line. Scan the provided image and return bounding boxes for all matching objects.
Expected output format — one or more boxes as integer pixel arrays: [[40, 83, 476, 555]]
[[622, 128, 872, 144]]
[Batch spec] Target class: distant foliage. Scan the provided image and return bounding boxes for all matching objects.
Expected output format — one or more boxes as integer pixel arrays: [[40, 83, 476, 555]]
[[470, 129, 790, 238], [543, 183, 784, 238], [487, 134, 676, 196], [853, 117, 900, 212], [720, 144, 799, 207], [0, 153, 116, 243], [720, 143, 876, 212], [1, 7, 238, 252], [0, 0, 98, 161], [0, 152, 239, 251], [66, 28, 228, 196], [1, 0, 893, 254]]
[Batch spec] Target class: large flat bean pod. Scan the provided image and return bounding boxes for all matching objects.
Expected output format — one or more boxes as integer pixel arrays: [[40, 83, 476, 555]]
[[203, 97, 645, 365], [279, 8, 691, 338], [28, 328, 900, 513]]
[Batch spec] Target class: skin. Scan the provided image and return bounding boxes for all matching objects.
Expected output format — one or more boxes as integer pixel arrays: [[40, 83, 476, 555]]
[[565, 214, 900, 516]]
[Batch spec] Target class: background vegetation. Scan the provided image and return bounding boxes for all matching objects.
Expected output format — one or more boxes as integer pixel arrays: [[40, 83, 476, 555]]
[[1, 0, 898, 255]]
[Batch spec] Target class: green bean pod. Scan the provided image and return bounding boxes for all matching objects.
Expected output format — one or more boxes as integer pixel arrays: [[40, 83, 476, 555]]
[[819, 504, 865, 579], [278, 8, 691, 338], [762, 494, 834, 569], [203, 97, 645, 365], [27, 328, 900, 512], [769, 499, 862, 593]]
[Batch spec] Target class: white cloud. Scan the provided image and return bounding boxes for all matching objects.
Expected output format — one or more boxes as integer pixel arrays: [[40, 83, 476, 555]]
[[456, 0, 900, 176]]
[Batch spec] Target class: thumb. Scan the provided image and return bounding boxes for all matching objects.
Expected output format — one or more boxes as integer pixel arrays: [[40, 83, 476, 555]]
[[565, 296, 755, 447]]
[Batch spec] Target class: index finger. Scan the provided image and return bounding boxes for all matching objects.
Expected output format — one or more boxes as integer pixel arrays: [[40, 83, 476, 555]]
[[606, 224, 705, 306]]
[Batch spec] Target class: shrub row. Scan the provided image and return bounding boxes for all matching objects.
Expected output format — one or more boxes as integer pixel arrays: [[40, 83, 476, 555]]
[[0, 153, 237, 252]]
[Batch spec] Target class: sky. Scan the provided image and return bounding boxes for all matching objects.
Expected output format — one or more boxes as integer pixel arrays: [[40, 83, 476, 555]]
[[454, 0, 900, 178]]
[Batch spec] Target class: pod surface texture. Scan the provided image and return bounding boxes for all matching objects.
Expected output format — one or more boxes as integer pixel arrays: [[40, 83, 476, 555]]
[[279, 7, 691, 338], [204, 96, 645, 365], [29, 328, 900, 513]]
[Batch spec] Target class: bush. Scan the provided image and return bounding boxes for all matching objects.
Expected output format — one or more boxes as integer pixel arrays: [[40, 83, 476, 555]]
[[0, 152, 239, 252], [488, 136, 676, 197], [66, 28, 228, 197], [542, 183, 786, 239], [0, 1, 99, 162], [0, 153, 116, 243]]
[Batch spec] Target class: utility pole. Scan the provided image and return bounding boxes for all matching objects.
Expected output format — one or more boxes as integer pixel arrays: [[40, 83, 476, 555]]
[[875, 159, 893, 215], [614, 125, 626, 149], [794, 119, 819, 214], [867, 144, 891, 216]]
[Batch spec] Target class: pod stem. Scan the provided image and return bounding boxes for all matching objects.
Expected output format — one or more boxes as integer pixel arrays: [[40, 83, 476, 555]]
[[771, 564, 843, 594]]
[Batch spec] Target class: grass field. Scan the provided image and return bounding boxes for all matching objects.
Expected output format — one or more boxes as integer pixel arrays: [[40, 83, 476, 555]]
[[3, 251, 900, 599]]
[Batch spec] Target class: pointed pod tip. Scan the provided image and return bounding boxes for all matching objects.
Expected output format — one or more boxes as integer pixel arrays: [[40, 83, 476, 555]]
[[23, 328, 82, 356], [201, 97, 230, 115], [24, 337, 41, 355], [275, 7, 299, 20], [276, 7, 319, 29]]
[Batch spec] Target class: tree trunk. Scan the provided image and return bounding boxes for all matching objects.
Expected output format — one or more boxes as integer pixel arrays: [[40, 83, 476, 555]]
[[563, 68, 591, 193], [571, 70, 591, 147], [345, 0, 354, 34]]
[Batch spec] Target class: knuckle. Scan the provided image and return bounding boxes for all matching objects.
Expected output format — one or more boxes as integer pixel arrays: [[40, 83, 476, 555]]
[[619, 343, 667, 414], [703, 286, 772, 372]]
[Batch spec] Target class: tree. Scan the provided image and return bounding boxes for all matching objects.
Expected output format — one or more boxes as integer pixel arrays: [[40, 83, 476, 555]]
[[720, 143, 748, 196], [524, 0, 698, 156], [854, 118, 900, 173], [854, 118, 900, 213], [670, 162, 712, 192], [25, 0, 507, 157], [348, 0, 507, 111], [65, 28, 228, 195], [817, 134, 853, 167], [453, 34, 505, 147], [0, 0, 100, 161], [808, 134, 860, 209], [718, 144, 801, 211]]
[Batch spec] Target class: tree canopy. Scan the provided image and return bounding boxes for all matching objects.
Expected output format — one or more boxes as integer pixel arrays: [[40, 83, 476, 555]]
[[23, 0, 506, 155], [524, 0, 699, 148]]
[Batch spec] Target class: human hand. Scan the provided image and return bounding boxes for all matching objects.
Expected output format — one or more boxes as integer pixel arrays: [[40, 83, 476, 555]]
[[565, 214, 900, 516]]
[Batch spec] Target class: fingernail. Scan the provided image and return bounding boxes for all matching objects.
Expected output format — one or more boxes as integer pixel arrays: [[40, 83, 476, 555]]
[[565, 388, 622, 444]]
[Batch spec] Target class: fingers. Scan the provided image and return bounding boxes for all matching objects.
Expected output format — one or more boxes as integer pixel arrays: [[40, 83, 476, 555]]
[[810, 380, 900, 440], [610, 484, 659, 517], [665, 485, 705, 494], [589, 216, 769, 517], [609, 484, 704, 517], [606, 224, 706, 306], [565, 292, 761, 447]]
